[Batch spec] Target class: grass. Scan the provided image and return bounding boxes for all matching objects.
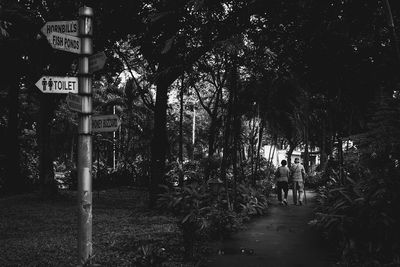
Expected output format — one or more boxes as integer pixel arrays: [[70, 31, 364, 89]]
[[0, 187, 194, 266]]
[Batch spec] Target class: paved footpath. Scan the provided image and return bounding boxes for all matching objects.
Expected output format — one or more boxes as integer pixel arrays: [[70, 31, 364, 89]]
[[203, 191, 337, 267]]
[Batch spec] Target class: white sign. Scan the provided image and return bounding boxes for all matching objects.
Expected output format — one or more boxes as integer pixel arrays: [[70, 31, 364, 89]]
[[41, 20, 78, 37], [92, 115, 121, 133], [67, 93, 83, 112], [35, 76, 78, 94], [89, 51, 107, 73], [47, 32, 81, 54]]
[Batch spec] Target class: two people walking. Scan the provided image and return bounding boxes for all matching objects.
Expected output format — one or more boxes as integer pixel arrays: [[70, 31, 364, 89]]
[[275, 157, 306, 206]]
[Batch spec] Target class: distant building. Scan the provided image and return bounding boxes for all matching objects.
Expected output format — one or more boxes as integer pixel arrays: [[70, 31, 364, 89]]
[[263, 144, 320, 174]]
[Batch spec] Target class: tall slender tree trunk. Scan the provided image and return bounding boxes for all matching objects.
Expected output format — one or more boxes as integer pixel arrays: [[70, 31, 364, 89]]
[[320, 120, 328, 170], [383, 0, 400, 63], [337, 136, 344, 184], [220, 99, 233, 182], [38, 94, 57, 197], [3, 47, 23, 193], [4, 81, 22, 193], [231, 78, 241, 209], [249, 119, 258, 184], [255, 119, 264, 180], [304, 122, 309, 174], [178, 76, 184, 187], [287, 142, 296, 168], [149, 77, 169, 207]]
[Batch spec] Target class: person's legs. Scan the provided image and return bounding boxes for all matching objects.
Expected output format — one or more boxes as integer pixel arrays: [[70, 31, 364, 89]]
[[292, 182, 298, 204], [277, 181, 283, 202], [298, 181, 304, 205], [282, 181, 288, 205]]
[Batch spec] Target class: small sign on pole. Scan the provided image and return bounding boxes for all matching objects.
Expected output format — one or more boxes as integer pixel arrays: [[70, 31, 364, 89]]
[[47, 32, 81, 54], [92, 114, 121, 133], [41, 20, 78, 37], [35, 76, 78, 94], [89, 51, 107, 73], [67, 93, 83, 112]]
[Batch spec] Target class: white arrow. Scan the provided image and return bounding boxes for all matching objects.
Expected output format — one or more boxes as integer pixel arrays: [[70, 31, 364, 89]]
[[35, 76, 78, 94]]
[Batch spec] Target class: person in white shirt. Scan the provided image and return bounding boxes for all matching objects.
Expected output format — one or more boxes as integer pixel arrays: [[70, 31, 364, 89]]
[[290, 157, 306, 205]]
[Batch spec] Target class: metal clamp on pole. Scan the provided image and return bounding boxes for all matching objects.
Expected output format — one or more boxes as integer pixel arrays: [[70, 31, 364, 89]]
[[77, 6, 93, 266]]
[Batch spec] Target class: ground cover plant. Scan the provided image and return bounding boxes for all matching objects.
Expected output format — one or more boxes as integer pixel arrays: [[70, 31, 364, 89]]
[[312, 158, 400, 266], [0, 187, 194, 267]]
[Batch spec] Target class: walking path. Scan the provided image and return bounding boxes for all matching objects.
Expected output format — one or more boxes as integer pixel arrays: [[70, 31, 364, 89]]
[[203, 191, 337, 267]]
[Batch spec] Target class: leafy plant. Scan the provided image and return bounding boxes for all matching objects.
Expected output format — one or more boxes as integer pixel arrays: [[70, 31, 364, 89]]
[[312, 163, 400, 265], [203, 206, 243, 240], [157, 184, 211, 258], [236, 184, 268, 216], [132, 244, 167, 267]]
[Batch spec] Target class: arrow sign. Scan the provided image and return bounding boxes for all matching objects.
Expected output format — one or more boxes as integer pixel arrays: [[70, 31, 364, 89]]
[[47, 32, 81, 54], [89, 51, 107, 73], [67, 93, 83, 112], [41, 20, 78, 37], [35, 76, 78, 94], [92, 115, 121, 133]]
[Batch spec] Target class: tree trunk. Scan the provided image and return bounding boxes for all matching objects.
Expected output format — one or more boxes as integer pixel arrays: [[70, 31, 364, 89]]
[[287, 142, 296, 168], [337, 136, 344, 184], [255, 119, 264, 180], [149, 78, 169, 207], [220, 103, 232, 182], [4, 81, 22, 193], [383, 0, 400, 63], [38, 94, 57, 198], [3, 46, 23, 193], [178, 76, 184, 187], [304, 122, 309, 174], [232, 79, 240, 209], [320, 120, 328, 171]]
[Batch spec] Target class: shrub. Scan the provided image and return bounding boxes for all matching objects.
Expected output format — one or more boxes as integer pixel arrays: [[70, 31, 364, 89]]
[[235, 183, 268, 217], [203, 206, 243, 240], [132, 244, 167, 267], [311, 162, 400, 266], [157, 184, 211, 258]]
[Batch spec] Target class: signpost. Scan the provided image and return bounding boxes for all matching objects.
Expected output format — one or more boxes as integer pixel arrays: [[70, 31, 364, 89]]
[[89, 51, 107, 73], [46, 32, 81, 54], [39, 8, 95, 265], [66, 93, 83, 112], [41, 20, 78, 36], [35, 76, 78, 94], [76, 7, 93, 266], [92, 114, 121, 133]]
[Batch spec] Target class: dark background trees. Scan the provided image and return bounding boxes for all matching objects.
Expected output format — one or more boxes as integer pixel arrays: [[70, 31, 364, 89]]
[[0, 0, 399, 210]]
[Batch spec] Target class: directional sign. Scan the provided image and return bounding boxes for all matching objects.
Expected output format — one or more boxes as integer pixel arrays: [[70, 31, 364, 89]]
[[89, 51, 107, 73], [67, 93, 83, 112], [41, 20, 78, 37], [92, 115, 121, 133], [47, 32, 81, 54], [35, 76, 78, 94]]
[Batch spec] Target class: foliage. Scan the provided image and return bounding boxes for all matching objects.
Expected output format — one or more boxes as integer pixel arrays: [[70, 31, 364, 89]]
[[165, 160, 203, 186], [157, 184, 211, 257], [235, 184, 268, 217], [304, 172, 327, 189], [157, 182, 266, 256], [132, 244, 167, 267], [312, 151, 400, 265], [202, 206, 243, 240]]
